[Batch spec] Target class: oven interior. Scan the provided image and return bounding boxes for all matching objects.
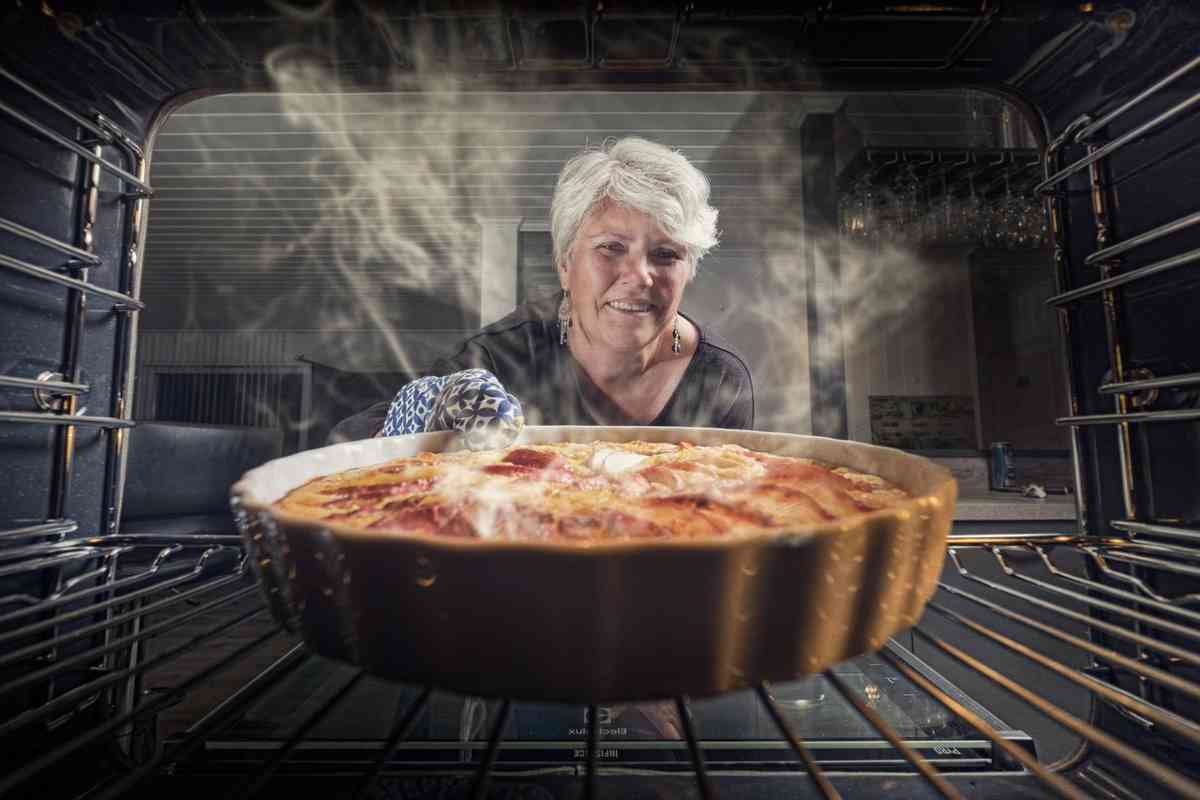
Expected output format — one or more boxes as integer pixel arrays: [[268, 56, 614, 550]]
[[1, 2, 1199, 798]]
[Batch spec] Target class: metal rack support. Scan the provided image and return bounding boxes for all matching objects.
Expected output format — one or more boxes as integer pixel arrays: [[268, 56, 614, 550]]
[[467, 699, 512, 800], [825, 670, 960, 799], [878, 648, 1087, 800], [675, 696, 715, 800], [914, 625, 1200, 798], [238, 672, 367, 800], [88, 645, 312, 800], [349, 686, 433, 800], [756, 683, 841, 799]]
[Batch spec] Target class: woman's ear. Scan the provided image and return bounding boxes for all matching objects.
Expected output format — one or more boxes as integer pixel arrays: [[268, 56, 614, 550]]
[[557, 256, 570, 289]]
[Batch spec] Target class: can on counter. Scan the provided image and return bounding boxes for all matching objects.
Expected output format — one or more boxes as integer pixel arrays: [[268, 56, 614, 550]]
[[989, 442, 1016, 490]]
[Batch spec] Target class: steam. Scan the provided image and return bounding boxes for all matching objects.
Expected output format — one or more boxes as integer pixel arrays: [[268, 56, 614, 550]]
[[691, 118, 955, 439], [147, 11, 1002, 451], [261, 46, 527, 378]]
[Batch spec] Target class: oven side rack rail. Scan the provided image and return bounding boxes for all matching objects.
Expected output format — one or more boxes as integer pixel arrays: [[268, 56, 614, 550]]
[[2, 41, 1200, 800], [0, 60, 152, 537], [0, 55, 154, 779], [1033, 40, 1200, 797]]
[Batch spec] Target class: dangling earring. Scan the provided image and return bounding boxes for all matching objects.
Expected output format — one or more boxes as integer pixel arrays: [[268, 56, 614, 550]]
[[671, 316, 681, 354], [558, 289, 572, 347]]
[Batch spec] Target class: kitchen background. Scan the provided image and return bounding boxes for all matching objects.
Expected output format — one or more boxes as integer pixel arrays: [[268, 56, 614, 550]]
[[132, 87, 1067, 465]]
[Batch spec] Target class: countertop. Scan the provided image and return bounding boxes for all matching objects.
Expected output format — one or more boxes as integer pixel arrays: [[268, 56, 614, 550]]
[[954, 489, 1077, 521]]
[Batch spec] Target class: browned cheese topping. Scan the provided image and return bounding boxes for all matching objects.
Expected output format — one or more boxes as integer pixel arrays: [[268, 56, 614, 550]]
[[275, 441, 911, 543]]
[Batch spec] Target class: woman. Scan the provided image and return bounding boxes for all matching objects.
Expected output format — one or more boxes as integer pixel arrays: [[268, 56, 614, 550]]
[[333, 137, 754, 445]]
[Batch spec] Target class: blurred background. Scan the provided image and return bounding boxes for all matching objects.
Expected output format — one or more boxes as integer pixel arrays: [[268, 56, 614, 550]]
[[135, 84, 1065, 459]]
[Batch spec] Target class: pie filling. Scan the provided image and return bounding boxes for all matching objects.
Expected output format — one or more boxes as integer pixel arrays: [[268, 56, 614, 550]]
[[275, 441, 912, 542]]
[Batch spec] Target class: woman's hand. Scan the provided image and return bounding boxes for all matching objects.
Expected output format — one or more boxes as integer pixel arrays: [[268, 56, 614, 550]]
[[379, 369, 524, 451]]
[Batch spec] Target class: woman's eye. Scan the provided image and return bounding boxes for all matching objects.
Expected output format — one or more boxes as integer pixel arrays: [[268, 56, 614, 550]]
[[598, 242, 624, 254], [652, 249, 681, 263]]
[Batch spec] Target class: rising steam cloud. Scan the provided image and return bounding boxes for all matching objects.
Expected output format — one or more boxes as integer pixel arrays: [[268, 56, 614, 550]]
[[152, 8, 986, 446], [261, 43, 529, 380]]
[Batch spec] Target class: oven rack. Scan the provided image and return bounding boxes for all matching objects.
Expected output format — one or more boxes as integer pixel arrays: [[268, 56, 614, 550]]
[[0, 39, 1198, 800], [4, 531, 1200, 799]]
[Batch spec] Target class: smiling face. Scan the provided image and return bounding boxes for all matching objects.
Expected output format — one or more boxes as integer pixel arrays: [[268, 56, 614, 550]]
[[559, 202, 691, 356]]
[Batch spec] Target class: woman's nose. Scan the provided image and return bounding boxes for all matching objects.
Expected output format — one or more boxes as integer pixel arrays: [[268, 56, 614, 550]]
[[618, 252, 654, 287]]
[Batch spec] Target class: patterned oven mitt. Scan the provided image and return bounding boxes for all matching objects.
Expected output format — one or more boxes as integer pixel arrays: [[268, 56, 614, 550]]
[[379, 368, 524, 451]]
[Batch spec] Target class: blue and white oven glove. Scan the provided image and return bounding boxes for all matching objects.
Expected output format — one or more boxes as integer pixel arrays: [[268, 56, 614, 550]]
[[379, 368, 524, 451]]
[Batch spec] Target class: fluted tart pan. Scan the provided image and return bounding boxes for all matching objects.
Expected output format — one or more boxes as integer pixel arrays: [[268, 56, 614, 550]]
[[231, 426, 956, 703]]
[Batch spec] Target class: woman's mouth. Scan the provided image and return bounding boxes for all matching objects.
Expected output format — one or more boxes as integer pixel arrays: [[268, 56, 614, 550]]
[[605, 300, 656, 314]]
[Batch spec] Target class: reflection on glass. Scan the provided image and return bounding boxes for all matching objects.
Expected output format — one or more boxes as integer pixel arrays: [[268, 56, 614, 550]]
[[837, 150, 1048, 250]]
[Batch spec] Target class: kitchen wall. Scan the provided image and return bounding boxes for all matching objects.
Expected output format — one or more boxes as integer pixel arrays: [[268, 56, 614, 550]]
[[842, 244, 984, 448], [970, 248, 1071, 450]]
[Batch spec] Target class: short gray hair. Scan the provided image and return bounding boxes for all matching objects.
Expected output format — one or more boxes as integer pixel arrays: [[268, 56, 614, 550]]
[[550, 137, 719, 279]]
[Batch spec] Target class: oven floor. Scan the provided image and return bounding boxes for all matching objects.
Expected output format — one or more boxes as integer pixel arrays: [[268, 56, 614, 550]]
[[140, 583, 1033, 776]]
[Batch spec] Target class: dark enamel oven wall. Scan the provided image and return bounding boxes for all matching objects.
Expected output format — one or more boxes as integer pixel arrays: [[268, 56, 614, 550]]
[[1, 2, 1199, 798]]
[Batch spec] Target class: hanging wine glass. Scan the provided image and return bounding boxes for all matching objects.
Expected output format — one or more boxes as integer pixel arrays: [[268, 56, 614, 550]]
[[933, 168, 954, 244], [839, 187, 856, 239], [980, 169, 1005, 249], [963, 171, 984, 245], [854, 175, 876, 243], [920, 174, 944, 245], [939, 157, 969, 244], [840, 174, 870, 242], [1000, 171, 1022, 249], [895, 162, 923, 245], [1024, 191, 1049, 248]]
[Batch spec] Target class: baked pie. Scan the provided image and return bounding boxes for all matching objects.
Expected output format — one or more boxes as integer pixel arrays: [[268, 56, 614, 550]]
[[275, 440, 912, 542]]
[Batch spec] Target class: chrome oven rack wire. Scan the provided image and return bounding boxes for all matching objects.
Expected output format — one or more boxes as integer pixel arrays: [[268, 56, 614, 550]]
[[2, 49, 1200, 800]]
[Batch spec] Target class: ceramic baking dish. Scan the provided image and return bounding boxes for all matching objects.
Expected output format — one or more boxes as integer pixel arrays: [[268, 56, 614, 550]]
[[232, 426, 956, 703]]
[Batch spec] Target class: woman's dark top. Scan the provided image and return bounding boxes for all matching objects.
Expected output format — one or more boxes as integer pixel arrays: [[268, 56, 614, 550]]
[[329, 293, 754, 443]]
